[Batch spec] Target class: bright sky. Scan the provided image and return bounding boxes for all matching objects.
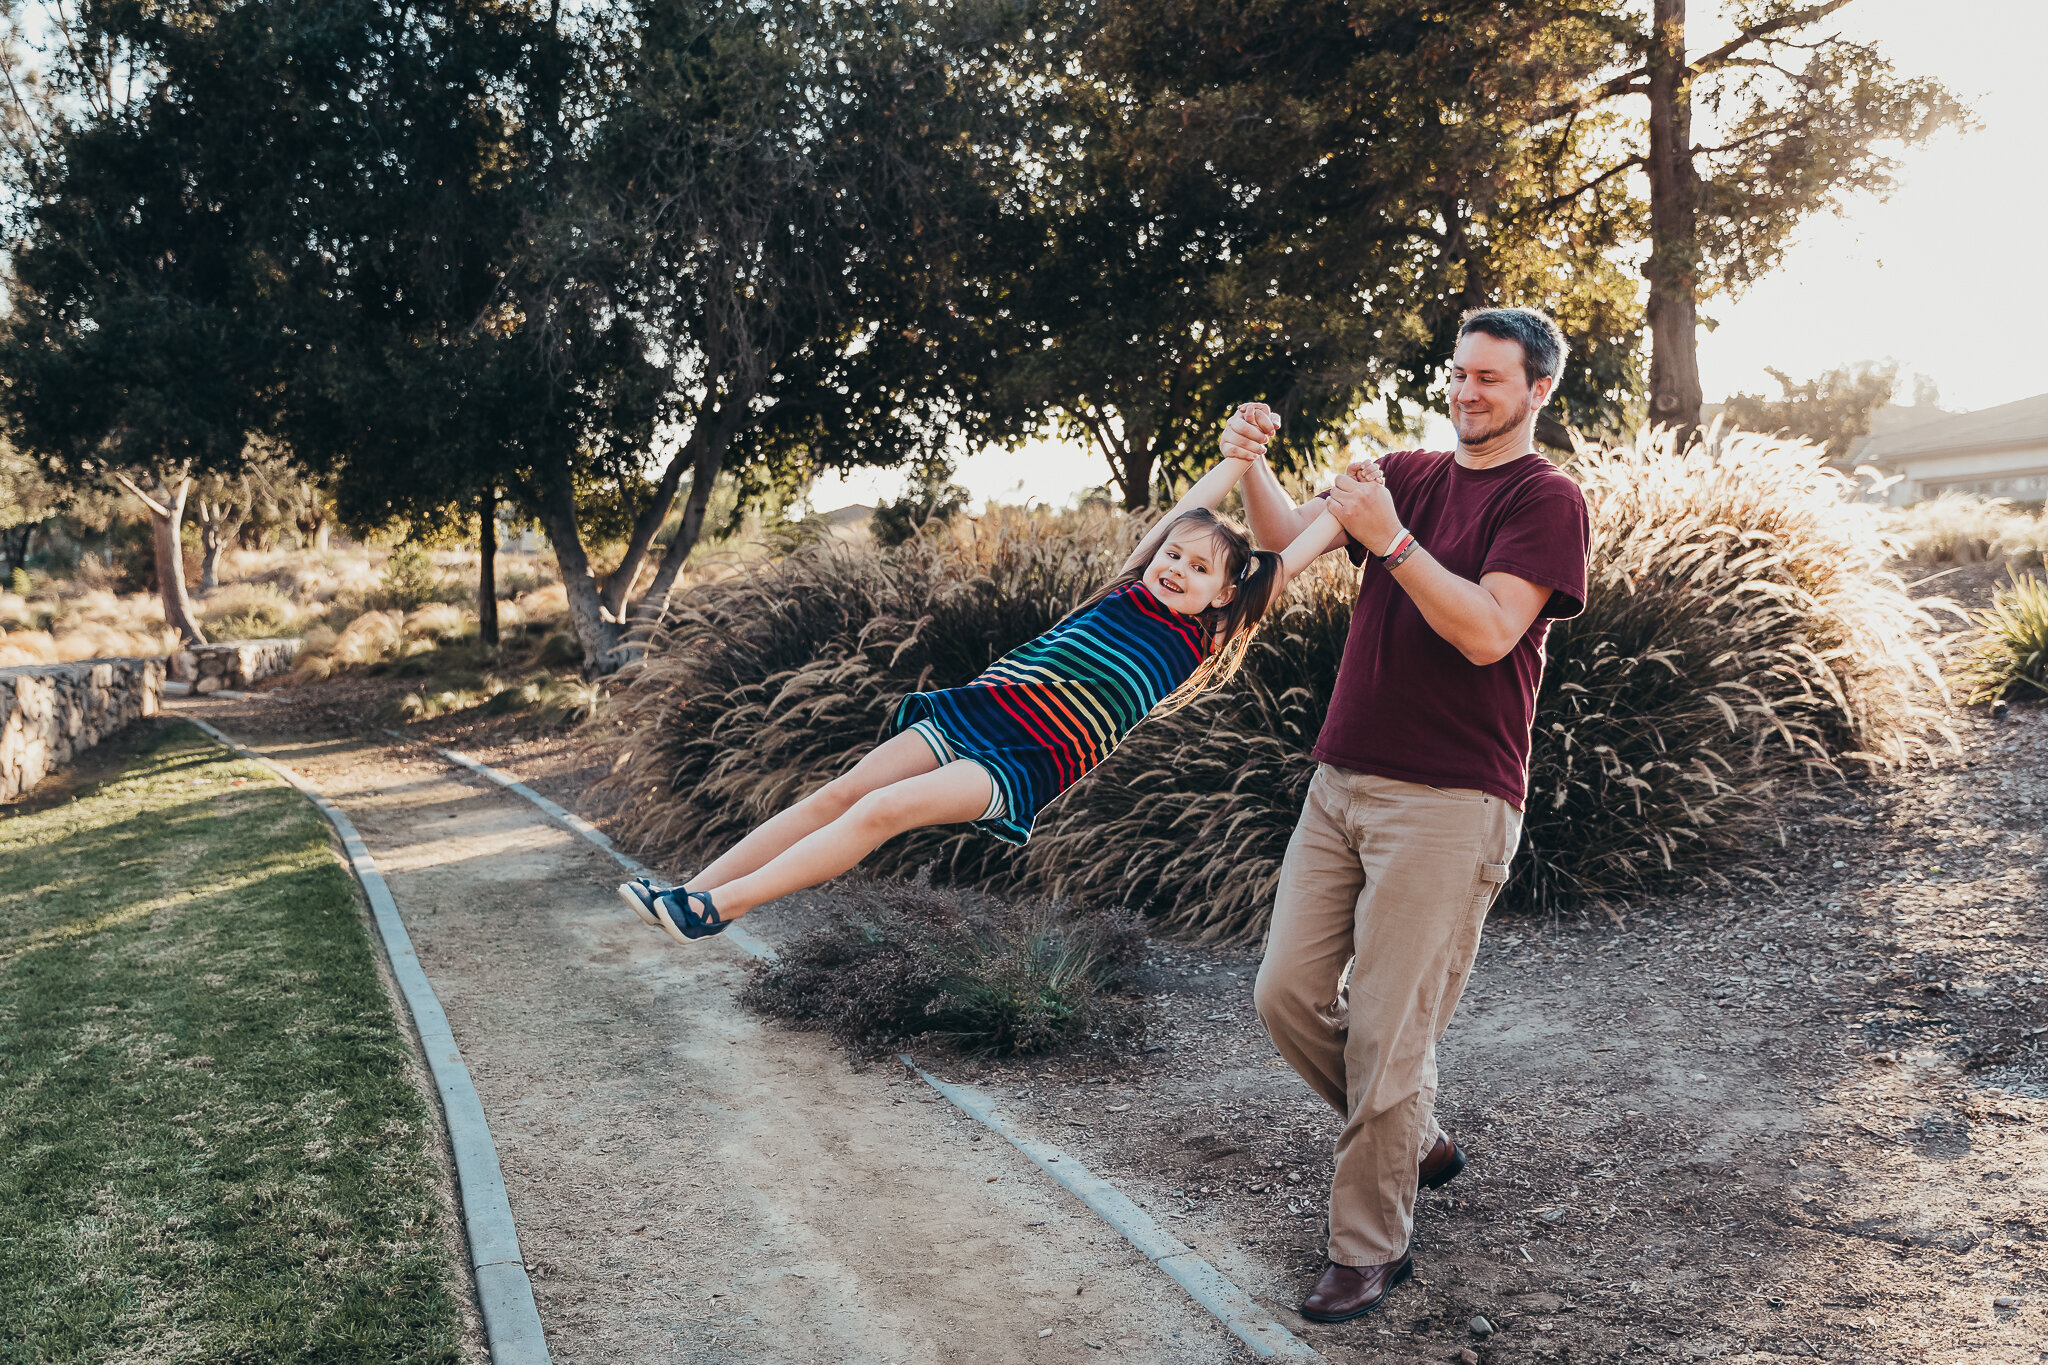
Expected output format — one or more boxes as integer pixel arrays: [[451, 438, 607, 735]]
[[814, 0, 2043, 514]]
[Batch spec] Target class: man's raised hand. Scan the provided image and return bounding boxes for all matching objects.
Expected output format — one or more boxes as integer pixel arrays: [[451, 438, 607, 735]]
[[1326, 467, 1402, 556], [1221, 403, 1281, 463]]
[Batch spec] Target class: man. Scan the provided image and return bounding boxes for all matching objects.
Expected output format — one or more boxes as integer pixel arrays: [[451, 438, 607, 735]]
[[1223, 306, 1591, 1321]]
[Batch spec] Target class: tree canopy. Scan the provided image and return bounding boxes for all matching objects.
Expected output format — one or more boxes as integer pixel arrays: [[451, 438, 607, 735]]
[[0, 0, 1972, 656]]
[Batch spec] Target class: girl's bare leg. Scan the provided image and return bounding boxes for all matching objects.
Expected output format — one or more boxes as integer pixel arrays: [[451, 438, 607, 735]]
[[697, 760, 996, 919], [689, 731, 939, 888]]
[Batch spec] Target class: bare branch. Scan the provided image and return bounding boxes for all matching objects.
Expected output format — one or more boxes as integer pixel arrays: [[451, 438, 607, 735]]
[[112, 470, 169, 518], [1688, 0, 1858, 80]]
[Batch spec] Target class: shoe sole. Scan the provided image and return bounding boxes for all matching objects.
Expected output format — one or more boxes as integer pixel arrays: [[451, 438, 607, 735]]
[[1420, 1147, 1467, 1190], [616, 883, 663, 929], [1298, 1258, 1413, 1324]]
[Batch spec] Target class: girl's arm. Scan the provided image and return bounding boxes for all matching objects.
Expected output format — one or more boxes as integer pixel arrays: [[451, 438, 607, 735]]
[[1280, 508, 1343, 583], [1259, 508, 1343, 609], [1116, 450, 1256, 575]]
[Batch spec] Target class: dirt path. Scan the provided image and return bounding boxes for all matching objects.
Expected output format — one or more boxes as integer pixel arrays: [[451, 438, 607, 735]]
[[175, 697, 1240, 1365]]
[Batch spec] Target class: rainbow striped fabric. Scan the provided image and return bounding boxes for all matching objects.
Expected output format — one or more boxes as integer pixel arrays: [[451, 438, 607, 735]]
[[891, 581, 1210, 844]]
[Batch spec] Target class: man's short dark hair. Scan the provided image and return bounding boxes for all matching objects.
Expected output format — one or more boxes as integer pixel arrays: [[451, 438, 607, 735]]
[[1457, 307, 1568, 389]]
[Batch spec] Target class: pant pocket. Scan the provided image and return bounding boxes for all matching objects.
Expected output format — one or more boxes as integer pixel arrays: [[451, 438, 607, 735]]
[[1472, 860, 1511, 913]]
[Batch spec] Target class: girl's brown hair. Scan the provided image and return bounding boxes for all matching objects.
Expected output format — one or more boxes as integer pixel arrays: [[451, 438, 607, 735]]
[[1078, 506, 1286, 709]]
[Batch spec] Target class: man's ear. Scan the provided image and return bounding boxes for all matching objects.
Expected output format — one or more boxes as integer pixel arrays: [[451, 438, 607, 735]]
[[1532, 373, 1557, 408]]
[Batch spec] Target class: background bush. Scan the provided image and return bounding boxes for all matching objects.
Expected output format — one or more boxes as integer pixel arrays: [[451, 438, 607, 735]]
[[1958, 571, 2048, 704], [598, 430, 1949, 937], [739, 875, 1148, 1056], [1887, 492, 2048, 567]]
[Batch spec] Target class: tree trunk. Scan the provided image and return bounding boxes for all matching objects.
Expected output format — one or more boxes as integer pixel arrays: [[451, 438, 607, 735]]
[[1111, 442, 1156, 512], [195, 498, 239, 593], [1644, 0, 1704, 445], [478, 488, 499, 647], [0, 523, 31, 579], [535, 459, 621, 668], [117, 473, 207, 647], [598, 430, 700, 620]]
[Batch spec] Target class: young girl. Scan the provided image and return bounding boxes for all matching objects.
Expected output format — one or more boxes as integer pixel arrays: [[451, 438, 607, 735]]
[[618, 409, 1346, 943]]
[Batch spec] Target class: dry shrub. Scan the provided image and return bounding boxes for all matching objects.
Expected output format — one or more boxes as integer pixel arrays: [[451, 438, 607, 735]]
[[403, 602, 470, 643], [0, 629, 57, 667], [739, 874, 1147, 1056], [200, 583, 300, 641], [328, 610, 405, 666], [599, 430, 1950, 937], [1886, 492, 2042, 565], [505, 584, 568, 633]]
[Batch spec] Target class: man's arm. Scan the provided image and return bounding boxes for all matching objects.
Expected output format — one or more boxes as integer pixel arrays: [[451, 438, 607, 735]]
[[1323, 472, 1551, 666], [1222, 405, 1341, 555]]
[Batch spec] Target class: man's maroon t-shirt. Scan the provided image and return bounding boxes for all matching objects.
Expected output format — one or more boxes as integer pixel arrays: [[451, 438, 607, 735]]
[[1313, 449, 1589, 808]]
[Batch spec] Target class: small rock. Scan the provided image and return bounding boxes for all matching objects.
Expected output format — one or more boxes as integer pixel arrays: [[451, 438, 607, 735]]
[[1537, 1207, 1566, 1224], [1085, 1340, 1104, 1351], [1286, 1171, 1302, 1184], [1690, 1072, 1708, 1082], [1460, 1350, 1481, 1365], [1470, 1315, 1494, 1338], [1038, 1327, 1054, 1338], [1994, 1295, 2019, 1309]]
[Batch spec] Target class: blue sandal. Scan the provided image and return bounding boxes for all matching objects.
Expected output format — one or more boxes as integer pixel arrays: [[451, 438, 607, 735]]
[[616, 878, 669, 929], [653, 889, 728, 943]]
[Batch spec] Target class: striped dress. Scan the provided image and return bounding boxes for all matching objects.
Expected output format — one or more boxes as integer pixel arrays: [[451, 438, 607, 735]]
[[891, 581, 1211, 844]]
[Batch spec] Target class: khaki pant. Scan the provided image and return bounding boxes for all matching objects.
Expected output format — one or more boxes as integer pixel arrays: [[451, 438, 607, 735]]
[[1253, 765, 1522, 1267]]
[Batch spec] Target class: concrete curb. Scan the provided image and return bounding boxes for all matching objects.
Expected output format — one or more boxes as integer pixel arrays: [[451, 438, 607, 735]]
[[904, 1060, 1327, 1362], [180, 717, 551, 1365], [404, 733, 1326, 1363]]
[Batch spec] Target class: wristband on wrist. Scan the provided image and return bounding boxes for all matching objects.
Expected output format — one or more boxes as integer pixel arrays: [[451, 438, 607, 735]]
[[1377, 527, 1414, 560], [1382, 529, 1420, 570]]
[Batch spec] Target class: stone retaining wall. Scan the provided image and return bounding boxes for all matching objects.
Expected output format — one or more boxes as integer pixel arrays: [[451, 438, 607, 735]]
[[168, 639, 300, 693], [0, 657, 164, 802]]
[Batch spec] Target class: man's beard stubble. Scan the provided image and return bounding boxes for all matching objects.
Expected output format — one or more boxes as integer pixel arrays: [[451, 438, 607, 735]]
[[1453, 396, 1532, 449]]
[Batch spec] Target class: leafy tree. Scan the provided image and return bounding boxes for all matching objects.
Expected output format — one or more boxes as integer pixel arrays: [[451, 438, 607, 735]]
[[0, 1, 403, 642], [0, 438, 64, 577], [518, 0, 1029, 665], [871, 457, 973, 547], [1723, 359, 1896, 458], [1533, 0, 1968, 440], [990, 1, 1650, 497]]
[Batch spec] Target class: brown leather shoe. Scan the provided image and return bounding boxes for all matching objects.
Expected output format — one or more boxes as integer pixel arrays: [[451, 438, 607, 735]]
[[1418, 1132, 1468, 1190], [1299, 1254, 1413, 1323]]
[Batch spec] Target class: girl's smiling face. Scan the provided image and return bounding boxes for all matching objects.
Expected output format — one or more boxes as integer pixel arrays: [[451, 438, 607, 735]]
[[1143, 527, 1237, 615]]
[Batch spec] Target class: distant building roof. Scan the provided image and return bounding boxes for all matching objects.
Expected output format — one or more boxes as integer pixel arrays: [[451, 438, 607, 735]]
[[1859, 391, 2048, 466]]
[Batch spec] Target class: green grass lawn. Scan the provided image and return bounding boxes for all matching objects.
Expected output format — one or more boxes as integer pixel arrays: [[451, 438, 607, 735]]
[[0, 722, 467, 1364]]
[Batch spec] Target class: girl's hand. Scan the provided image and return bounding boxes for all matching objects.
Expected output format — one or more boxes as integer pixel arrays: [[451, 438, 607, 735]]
[[1221, 403, 1280, 463], [1345, 455, 1386, 487]]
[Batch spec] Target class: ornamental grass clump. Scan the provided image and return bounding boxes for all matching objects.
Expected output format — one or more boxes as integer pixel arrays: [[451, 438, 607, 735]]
[[1957, 571, 2048, 704], [739, 875, 1147, 1056]]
